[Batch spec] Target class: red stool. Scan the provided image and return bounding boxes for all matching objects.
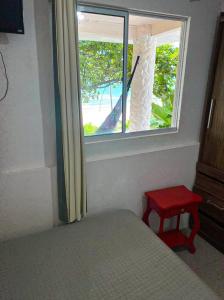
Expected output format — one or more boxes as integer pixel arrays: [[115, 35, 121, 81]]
[[142, 185, 202, 254]]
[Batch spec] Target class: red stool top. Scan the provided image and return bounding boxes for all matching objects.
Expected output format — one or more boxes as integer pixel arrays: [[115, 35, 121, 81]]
[[145, 185, 202, 211]]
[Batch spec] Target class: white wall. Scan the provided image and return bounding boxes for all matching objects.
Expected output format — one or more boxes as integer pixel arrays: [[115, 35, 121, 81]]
[[0, 0, 222, 240], [222, 0, 224, 11], [87, 144, 200, 229], [0, 0, 56, 240]]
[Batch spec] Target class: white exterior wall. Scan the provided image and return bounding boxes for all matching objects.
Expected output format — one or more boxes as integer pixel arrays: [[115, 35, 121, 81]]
[[129, 31, 156, 131]]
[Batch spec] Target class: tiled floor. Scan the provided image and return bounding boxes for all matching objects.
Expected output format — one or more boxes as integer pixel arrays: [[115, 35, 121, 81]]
[[176, 235, 224, 299]]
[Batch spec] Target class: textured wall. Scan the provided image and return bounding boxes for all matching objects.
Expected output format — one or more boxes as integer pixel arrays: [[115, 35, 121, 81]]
[[129, 32, 156, 131], [87, 144, 199, 230], [0, 0, 55, 241]]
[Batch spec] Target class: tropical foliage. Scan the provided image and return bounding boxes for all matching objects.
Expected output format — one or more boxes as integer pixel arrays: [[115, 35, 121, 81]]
[[80, 41, 179, 134], [151, 44, 179, 128], [79, 41, 133, 102], [83, 123, 98, 136]]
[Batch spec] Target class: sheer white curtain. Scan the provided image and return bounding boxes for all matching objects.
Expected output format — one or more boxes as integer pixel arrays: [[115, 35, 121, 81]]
[[54, 0, 86, 223]]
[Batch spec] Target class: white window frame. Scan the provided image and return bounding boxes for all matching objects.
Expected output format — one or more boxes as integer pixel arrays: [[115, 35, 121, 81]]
[[77, 3, 190, 144]]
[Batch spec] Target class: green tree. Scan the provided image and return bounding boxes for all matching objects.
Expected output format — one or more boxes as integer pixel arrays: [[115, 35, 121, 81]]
[[83, 123, 98, 136], [79, 41, 179, 132], [79, 41, 133, 102], [151, 44, 179, 128]]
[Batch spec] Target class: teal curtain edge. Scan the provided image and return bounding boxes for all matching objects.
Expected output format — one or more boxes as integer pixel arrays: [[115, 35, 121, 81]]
[[52, 1, 68, 224]]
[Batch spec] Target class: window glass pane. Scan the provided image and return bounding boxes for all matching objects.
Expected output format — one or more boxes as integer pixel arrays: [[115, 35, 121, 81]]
[[126, 14, 183, 132], [77, 10, 125, 136]]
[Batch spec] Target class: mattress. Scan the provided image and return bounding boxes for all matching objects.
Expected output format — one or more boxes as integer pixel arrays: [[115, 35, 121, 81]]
[[0, 210, 220, 300]]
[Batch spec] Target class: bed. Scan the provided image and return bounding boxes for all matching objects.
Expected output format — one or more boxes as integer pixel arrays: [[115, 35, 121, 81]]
[[0, 210, 220, 299]]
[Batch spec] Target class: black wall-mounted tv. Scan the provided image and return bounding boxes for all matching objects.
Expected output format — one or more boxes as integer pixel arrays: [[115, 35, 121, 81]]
[[0, 0, 24, 34]]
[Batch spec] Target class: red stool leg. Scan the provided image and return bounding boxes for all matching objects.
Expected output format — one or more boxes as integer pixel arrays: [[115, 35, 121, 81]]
[[188, 206, 200, 254], [159, 217, 165, 235], [142, 200, 152, 227], [176, 214, 181, 230]]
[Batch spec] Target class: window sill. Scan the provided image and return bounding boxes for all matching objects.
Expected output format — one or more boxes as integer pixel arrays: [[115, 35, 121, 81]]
[[84, 127, 178, 145], [85, 141, 200, 163]]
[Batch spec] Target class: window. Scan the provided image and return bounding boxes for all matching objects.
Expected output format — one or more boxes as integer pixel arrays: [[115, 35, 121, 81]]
[[77, 5, 188, 140]]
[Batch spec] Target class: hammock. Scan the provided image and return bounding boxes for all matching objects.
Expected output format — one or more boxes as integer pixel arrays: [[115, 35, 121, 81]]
[[96, 56, 140, 134]]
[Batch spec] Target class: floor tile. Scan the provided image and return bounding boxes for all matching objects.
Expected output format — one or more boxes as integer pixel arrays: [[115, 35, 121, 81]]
[[176, 234, 224, 299]]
